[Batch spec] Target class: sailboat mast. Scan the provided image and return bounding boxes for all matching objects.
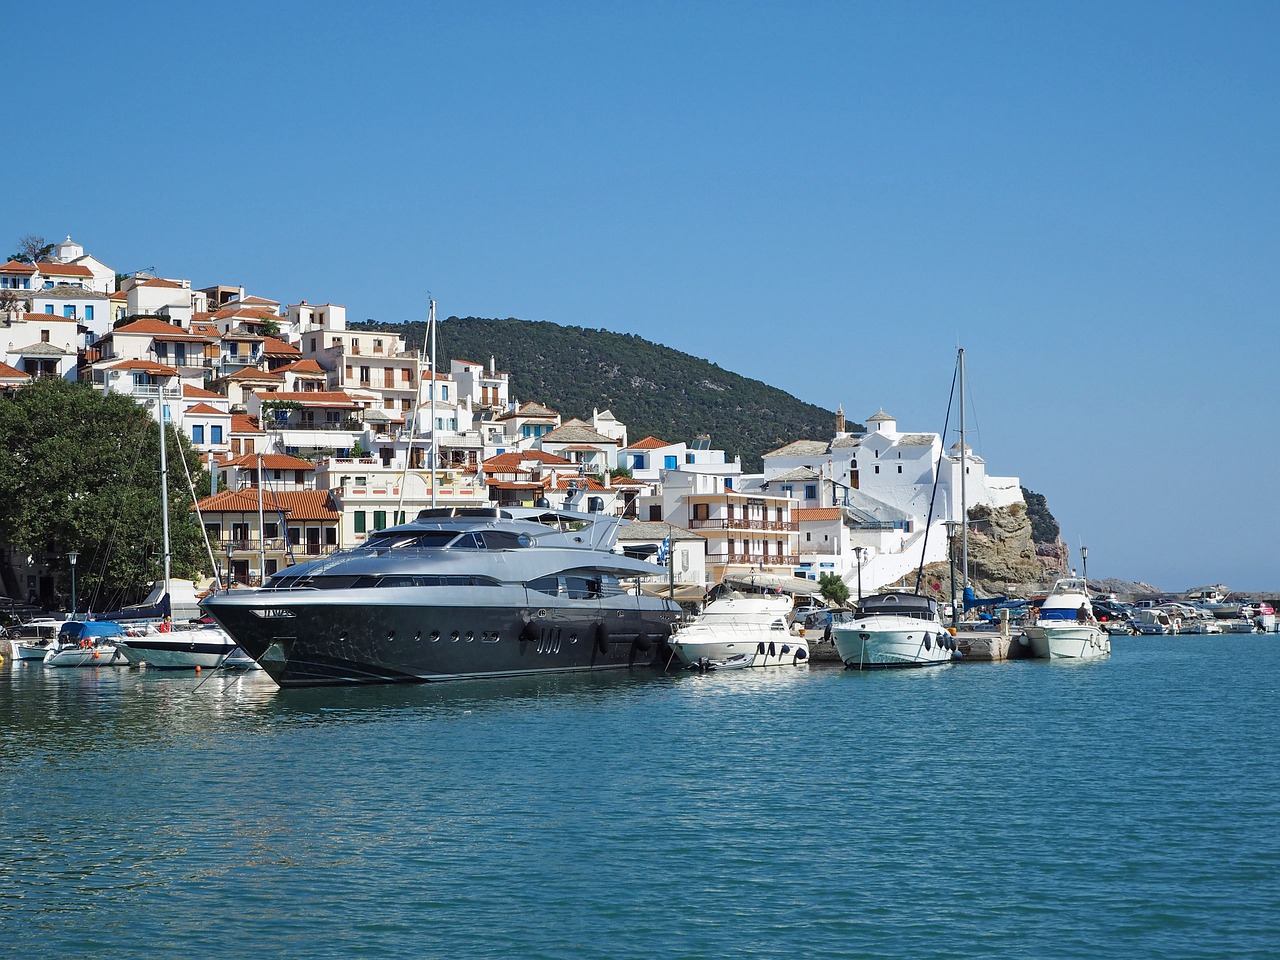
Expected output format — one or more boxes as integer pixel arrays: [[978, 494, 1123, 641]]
[[958, 347, 968, 593], [429, 298, 437, 510], [158, 382, 172, 597], [258, 453, 267, 583]]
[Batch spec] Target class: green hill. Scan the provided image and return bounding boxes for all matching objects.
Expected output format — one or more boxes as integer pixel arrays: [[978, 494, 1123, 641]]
[[355, 316, 846, 470]]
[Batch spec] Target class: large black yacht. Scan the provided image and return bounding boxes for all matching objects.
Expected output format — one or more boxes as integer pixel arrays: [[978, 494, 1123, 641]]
[[201, 499, 681, 686]]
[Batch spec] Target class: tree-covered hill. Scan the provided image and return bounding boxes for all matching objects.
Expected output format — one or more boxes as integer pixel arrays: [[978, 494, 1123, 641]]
[[355, 316, 848, 470]]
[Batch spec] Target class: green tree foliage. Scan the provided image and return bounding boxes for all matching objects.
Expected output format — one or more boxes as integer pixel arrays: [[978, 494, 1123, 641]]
[[0, 379, 209, 607], [351, 316, 849, 471], [1021, 486, 1060, 544], [818, 572, 850, 606]]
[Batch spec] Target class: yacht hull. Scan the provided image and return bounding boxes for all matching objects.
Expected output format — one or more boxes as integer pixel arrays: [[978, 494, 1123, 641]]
[[202, 590, 679, 686], [114, 628, 240, 669], [1042, 623, 1110, 660], [831, 614, 954, 668], [668, 630, 809, 667]]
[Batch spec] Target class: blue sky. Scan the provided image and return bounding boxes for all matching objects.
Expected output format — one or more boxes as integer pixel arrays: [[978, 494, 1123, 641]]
[[16, 2, 1279, 591]]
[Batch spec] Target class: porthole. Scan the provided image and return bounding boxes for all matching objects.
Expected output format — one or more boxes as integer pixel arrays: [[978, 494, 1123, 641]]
[[465, 631, 474, 642], [450, 631, 460, 642], [429, 631, 440, 642]]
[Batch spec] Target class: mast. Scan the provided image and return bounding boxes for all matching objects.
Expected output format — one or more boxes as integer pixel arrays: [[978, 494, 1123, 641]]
[[258, 452, 266, 583], [428, 298, 437, 510], [958, 347, 968, 594], [158, 380, 173, 601]]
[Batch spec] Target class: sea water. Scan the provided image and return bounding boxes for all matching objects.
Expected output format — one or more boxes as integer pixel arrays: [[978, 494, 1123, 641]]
[[2, 635, 1277, 959]]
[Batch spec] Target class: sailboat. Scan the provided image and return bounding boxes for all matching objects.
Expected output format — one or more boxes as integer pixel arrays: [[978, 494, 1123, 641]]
[[831, 351, 970, 669], [110, 378, 242, 670]]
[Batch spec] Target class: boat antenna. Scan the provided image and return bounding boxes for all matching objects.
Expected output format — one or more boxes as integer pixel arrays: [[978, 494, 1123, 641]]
[[958, 347, 968, 594]]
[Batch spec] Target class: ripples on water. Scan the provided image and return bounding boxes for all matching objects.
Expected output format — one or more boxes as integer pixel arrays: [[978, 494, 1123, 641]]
[[2, 636, 1278, 959]]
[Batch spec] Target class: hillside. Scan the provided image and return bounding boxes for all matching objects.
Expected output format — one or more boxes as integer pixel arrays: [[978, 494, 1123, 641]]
[[354, 316, 846, 471]]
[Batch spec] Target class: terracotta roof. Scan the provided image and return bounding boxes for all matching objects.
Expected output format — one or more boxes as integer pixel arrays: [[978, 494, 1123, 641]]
[[262, 337, 302, 356], [112, 318, 210, 340], [236, 295, 279, 306], [183, 384, 224, 399], [486, 480, 548, 490], [223, 453, 316, 470], [253, 390, 358, 407], [194, 488, 339, 520], [231, 414, 264, 434], [277, 358, 326, 374], [0, 260, 37, 274], [224, 368, 283, 382], [794, 507, 841, 521], [184, 402, 227, 416], [109, 290, 128, 301], [20, 312, 76, 323], [36, 262, 93, 277], [628, 436, 671, 450], [550, 477, 606, 490], [0, 359, 31, 380], [105, 359, 180, 376], [481, 450, 574, 471], [136, 278, 186, 289], [189, 322, 221, 337]]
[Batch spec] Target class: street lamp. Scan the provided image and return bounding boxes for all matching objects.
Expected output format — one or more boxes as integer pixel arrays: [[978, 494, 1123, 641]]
[[854, 546, 866, 603], [68, 551, 78, 617], [1081, 545, 1088, 589]]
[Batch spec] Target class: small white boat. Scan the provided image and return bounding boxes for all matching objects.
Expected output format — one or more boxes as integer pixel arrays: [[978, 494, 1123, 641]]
[[42, 621, 130, 668], [1024, 578, 1110, 660], [114, 620, 240, 670], [685, 652, 754, 672], [831, 592, 955, 669], [668, 589, 808, 667], [8, 618, 66, 661]]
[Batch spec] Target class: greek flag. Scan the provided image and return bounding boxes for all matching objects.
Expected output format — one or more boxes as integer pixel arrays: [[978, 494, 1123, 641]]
[[655, 537, 670, 565]]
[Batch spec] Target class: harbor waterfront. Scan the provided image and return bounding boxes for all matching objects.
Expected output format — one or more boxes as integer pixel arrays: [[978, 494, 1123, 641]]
[[3, 636, 1278, 959]]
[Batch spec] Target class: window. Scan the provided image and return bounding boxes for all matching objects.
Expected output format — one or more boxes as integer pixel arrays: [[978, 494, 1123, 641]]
[[874, 465, 880, 474], [805, 484, 817, 500], [45, 305, 54, 314], [373, 510, 387, 531], [664, 455, 677, 469], [211, 425, 223, 444], [781, 485, 792, 497], [264, 521, 279, 539], [441, 386, 449, 400], [897, 465, 903, 474], [648, 505, 662, 521], [64, 305, 75, 319], [686, 453, 694, 463], [85, 305, 94, 321], [192, 424, 205, 444], [633, 454, 646, 470], [354, 512, 367, 534], [725, 477, 734, 490]]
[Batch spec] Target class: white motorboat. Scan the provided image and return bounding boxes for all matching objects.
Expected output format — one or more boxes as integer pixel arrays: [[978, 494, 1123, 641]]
[[1024, 578, 1110, 660], [9, 618, 66, 661], [667, 589, 808, 668], [43, 621, 128, 668], [830, 592, 955, 668], [114, 619, 241, 670]]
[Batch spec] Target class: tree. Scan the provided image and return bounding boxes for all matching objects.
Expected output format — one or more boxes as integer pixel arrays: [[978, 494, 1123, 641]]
[[1021, 486, 1060, 544], [9, 234, 55, 264], [0, 378, 210, 608], [261, 318, 282, 336], [818, 572, 850, 607]]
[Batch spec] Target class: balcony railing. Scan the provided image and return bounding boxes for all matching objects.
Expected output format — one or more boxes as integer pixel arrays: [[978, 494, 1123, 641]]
[[688, 517, 798, 532], [708, 553, 801, 566]]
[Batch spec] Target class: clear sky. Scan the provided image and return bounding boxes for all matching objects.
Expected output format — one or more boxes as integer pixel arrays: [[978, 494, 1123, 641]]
[[15, 1, 1279, 591]]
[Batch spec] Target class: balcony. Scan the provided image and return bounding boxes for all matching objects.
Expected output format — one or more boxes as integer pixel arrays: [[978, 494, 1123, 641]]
[[688, 517, 798, 532]]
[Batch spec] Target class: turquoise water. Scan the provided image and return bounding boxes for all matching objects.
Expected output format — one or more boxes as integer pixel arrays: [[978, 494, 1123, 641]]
[[2, 636, 1277, 959]]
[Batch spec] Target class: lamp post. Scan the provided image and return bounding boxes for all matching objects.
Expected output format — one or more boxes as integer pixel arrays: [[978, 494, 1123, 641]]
[[943, 521, 960, 630], [1081, 545, 1088, 590], [854, 546, 866, 603], [68, 551, 78, 617]]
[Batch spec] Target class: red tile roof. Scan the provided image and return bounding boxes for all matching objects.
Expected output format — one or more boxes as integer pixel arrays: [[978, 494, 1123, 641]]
[[629, 436, 671, 450], [482, 450, 574, 471], [253, 390, 359, 407], [136, 278, 186, 289], [112, 318, 210, 340], [106, 359, 181, 376], [184, 402, 227, 416], [223, 368, 283, 382], [794, 508, 841, 521], [37, 262, 93, 277], [0, 260, 37, 274], [223, 452, 316, 470], [0, 360, 31, 380], [231, 414, 264, 434], [278, 358, 327, 374], [183, 384, 224, 399], [194, 488, 339, 520]]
